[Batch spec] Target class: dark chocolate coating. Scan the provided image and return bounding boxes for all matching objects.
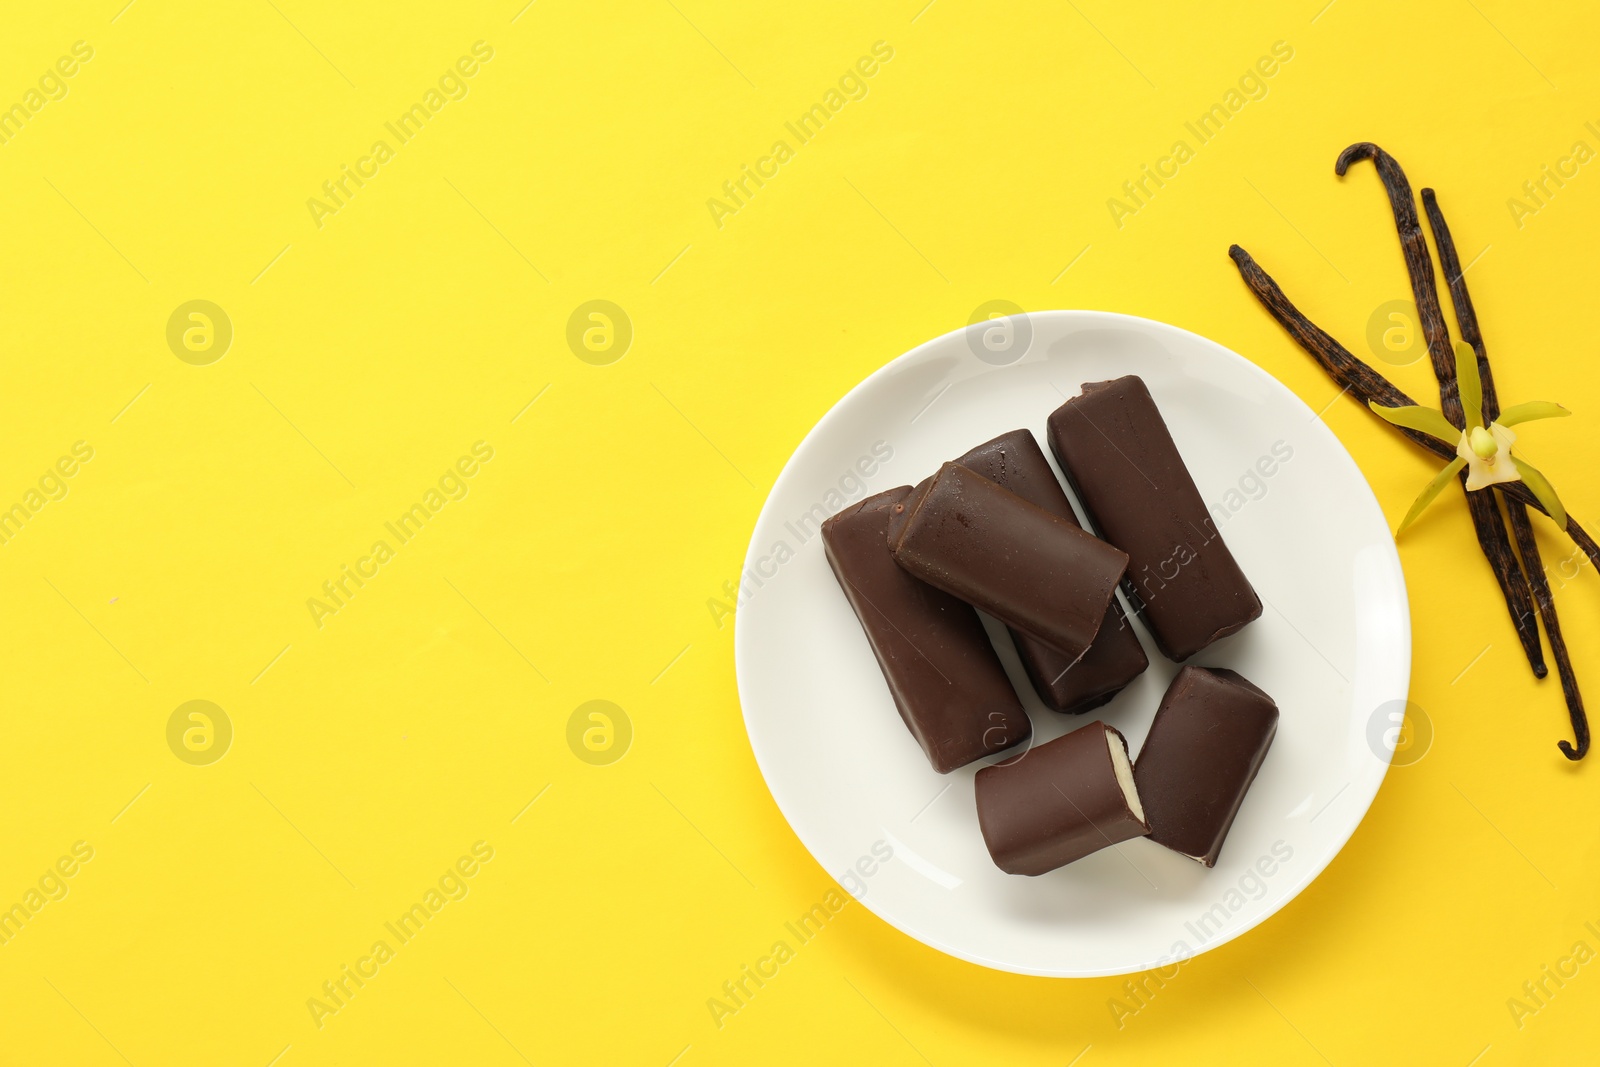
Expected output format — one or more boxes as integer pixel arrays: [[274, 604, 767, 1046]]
[[975, 721, 1149, 875], [887, 463, 1129, 665], [1134, 665, 1278, 867], [823, 486, 1031, 773], [955, 430, 1148, 713], [1047, 375, 1262, 662]]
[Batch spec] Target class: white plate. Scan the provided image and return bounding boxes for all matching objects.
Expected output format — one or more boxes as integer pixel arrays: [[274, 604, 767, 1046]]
[[734, 311, 1409, 977]]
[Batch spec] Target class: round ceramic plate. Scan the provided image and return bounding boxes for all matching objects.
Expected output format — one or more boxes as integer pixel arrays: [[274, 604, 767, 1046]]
[[734, 310, 1409, 977]]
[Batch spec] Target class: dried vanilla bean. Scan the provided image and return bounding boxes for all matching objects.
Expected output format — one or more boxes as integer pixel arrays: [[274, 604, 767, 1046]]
[[1338, 143, 1545, 677], [1227, 244, 1600, 572], [1505, 497, 1590, 758], [1424, 187, 1588, 759]]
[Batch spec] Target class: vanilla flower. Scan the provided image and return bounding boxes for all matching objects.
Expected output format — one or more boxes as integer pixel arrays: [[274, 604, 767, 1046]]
[[1369, 342, 1569, 534]]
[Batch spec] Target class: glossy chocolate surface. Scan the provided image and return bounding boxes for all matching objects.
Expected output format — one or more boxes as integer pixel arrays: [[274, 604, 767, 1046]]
[[975, 721, 1149, 875], [1134, 665, 1278, 867], [823, 486, 1031, 773], [955, 430, 1149, 713], [1047, 376, 1262, 662], [887, 462, 1129, 665]]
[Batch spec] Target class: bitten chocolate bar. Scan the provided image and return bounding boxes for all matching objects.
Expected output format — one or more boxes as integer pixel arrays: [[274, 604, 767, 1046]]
[[1047, 375, 1262, 662], [1134, 665, 1278, 867], [975, 720, 1149, 875], [955, 430, 1148, 713], [823, 486, 1031, 773], [886, 463, 1129, 665]]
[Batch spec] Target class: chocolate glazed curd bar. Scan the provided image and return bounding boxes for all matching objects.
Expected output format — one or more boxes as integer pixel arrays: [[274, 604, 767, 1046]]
[[822, 486, 1032, 773], [1134, 665, 1278, 867], [1047, 375, 1262, 662], [975, 720, 1149, 875], [886, 463, 1129, 666], [955, 430, 1149, 713]]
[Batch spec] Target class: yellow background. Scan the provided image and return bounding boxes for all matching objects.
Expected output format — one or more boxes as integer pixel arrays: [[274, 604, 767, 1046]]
[[1, 0, 1596, 1063]]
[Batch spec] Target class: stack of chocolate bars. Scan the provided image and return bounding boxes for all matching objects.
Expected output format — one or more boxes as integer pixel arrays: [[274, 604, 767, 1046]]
[[823, 375, 1278, 874]]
